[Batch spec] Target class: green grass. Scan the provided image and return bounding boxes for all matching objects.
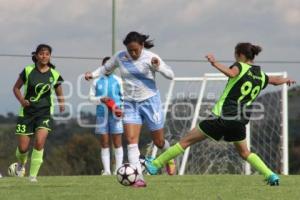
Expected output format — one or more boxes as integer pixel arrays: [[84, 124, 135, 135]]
[[0, 175, 300, 200]]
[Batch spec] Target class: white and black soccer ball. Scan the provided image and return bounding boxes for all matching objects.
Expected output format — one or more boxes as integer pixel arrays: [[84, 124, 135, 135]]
[[8, 162, 18, 177], [116, 163, 138, 186]]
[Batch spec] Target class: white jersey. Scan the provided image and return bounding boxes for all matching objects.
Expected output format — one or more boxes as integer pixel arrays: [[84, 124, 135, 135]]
[[92, 49, 174, 102]]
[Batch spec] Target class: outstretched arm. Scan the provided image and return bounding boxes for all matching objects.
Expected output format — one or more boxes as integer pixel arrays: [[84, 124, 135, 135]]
[[268, 76, 296, 86], [206, 54, 240, 78], [85, 56, 117, 81]]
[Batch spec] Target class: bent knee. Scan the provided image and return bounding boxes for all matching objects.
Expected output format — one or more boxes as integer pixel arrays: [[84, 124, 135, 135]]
[[239, 150, 251, 160], [153, 139, 165, 149]]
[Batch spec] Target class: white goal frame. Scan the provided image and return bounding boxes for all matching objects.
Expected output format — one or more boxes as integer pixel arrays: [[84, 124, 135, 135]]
[[151, 72, 289, 175]]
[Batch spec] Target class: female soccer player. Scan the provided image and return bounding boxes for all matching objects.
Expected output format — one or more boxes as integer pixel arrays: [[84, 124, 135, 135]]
[[13, 44, 65, 182], [146, 43, 296, 186], [89, 56, 124, 175], [85, 31, 175, 187]]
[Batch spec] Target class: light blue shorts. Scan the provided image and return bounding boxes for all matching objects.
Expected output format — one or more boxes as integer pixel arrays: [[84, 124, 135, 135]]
[[123, 93, 164, 131], [95, 113, 123, 134]]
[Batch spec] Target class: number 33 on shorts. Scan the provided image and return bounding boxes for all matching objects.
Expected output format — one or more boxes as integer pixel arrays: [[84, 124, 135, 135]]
[[16, 124, 27, 133]]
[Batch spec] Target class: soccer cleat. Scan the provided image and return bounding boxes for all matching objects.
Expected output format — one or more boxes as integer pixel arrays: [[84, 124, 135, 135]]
[[266, 173, 279, 186], [132, 179, 147, 188], [166, 159, 176, 175], [16, 163, 26, 177], [145, 157, 159, 175], [29, 176, 38, 182]]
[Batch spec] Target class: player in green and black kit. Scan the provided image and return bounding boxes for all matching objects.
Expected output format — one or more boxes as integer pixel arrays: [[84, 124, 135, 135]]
[[13, 44, 65, 182], [145, 43, 296, 186]]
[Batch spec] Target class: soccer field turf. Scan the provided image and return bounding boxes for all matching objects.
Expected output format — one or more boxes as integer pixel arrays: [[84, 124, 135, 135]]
[[0, 175, 300, 200]]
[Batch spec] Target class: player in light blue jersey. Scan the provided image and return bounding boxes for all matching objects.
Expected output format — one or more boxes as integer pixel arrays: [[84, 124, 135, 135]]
[[85, 32, 175, 187], [89, 57, 124, 175]]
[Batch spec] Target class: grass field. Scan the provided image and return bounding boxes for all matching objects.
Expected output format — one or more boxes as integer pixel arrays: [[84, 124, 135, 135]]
[[0, 175, 300, 200]]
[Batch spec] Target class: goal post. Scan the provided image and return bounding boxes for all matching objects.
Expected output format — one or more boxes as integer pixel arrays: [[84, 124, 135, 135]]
[[151, 72, 289, 175], [282, 72, 289, 175]]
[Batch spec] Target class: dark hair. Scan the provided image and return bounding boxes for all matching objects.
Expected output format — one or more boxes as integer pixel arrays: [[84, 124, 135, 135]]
[[235, 43, 262, 60], [32, 44, 56, 69], [123, 31, 154, 49], [102, 56, 111, 65]]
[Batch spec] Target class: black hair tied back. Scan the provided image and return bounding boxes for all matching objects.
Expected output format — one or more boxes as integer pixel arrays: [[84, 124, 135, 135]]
[[123, 31, 154, 49], [235, 42, 262, 60], [32, 44, 56, 69], [31, 51, 37, 63], [251, 45, 262, 56]]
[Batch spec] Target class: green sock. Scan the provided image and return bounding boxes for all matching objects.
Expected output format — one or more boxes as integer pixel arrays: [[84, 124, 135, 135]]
[[153, 143, 185, 168], [16, 147, 28, 165], [29, 149, 44, 177], [247, 153, 273, 178]]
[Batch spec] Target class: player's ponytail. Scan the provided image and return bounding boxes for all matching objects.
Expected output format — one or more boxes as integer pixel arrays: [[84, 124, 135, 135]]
[[142, 34, 154, 49], [235, 42, 262, 60], [123, 31, 154, 49], [33, 44, 56, 69], [48, 62, 56, 69], [251, 45, 262, 56], [31, 51, 37, 63]]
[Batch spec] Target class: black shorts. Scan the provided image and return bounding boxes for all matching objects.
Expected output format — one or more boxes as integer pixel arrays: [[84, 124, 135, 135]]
[[198, 117, 246, 142], [15, 114, 53, 135]]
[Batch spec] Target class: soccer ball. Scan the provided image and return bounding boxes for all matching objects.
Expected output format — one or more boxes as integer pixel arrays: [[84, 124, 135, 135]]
[[8, 162, 18, 177], [116, 163, 138, 186]]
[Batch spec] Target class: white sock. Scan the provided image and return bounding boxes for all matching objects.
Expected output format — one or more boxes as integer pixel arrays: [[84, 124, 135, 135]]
[[101, 148, 111, 174], [114, 147, 123, 171], [127, 144, 143, 180], [161, 139, 170, 151]]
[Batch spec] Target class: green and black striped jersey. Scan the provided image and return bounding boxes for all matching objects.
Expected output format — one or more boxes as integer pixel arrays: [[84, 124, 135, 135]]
[[19, 64, 63, 116], [212, 62, 268, 124]]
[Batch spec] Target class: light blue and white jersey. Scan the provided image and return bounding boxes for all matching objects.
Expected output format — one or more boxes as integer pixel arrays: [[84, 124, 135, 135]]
[[89, 73, 123, 116], [92, 49, 174, 102]]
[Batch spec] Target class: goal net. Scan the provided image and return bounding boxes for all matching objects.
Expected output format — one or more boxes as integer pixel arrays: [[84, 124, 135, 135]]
[[151, 72, 288, 175]]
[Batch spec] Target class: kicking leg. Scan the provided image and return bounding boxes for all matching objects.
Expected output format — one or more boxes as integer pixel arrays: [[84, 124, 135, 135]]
[[234, 140, 279, 186], [151, 128, 176, 175], [146, 127, 207, 175]]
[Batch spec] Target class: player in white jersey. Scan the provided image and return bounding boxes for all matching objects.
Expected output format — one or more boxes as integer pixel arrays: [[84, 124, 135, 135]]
[[85, 31, 175, 187]]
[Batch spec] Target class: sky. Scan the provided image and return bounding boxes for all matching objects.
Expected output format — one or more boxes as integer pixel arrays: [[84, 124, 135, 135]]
[[0, 0, 299, 115]]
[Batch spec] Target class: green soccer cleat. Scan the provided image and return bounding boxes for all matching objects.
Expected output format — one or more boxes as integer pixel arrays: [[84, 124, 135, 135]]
[[266, 173, 279, 186], [145, 157, 159, 175]]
